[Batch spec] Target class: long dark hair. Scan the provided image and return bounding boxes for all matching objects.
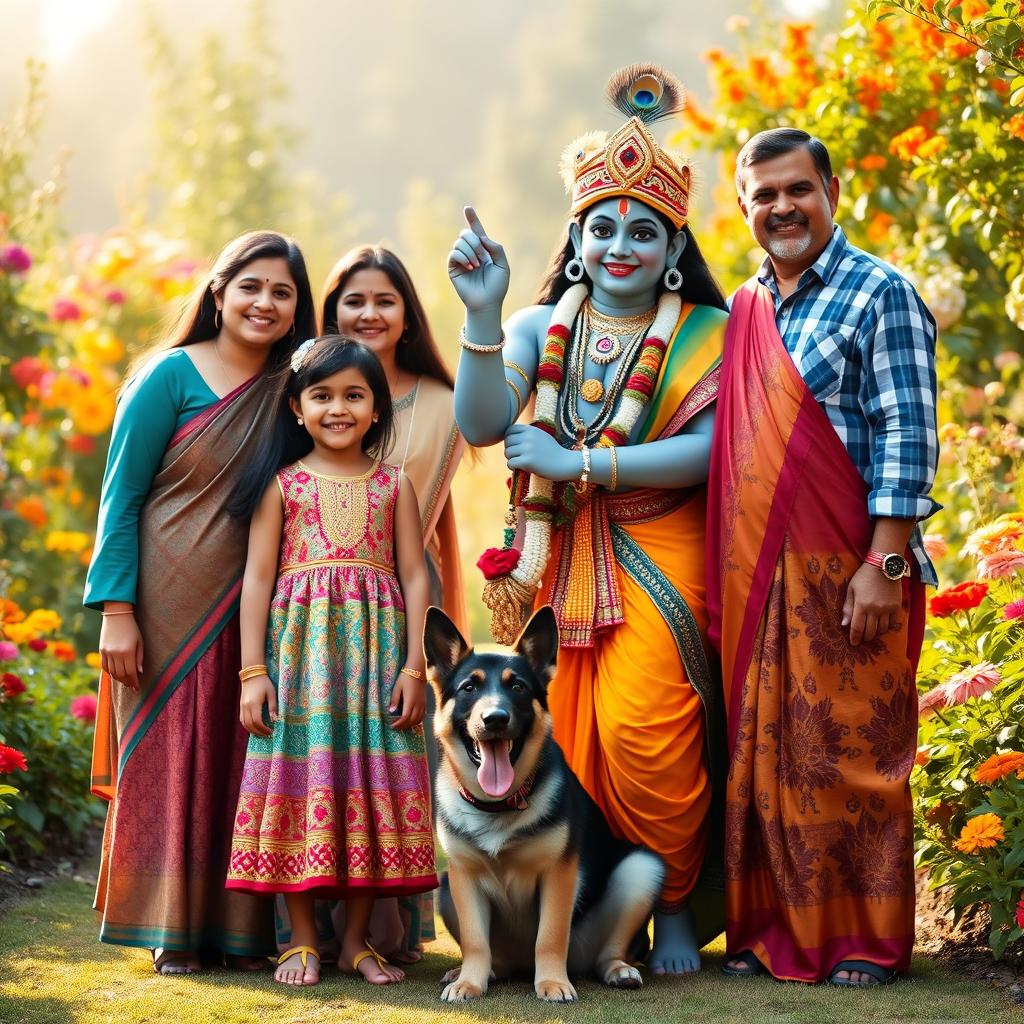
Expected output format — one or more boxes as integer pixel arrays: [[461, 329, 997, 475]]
[[227, 336, 396, 518], [319, 245, 454, 390], [128, 230, 316, 383], [531, 209, 727, 312]]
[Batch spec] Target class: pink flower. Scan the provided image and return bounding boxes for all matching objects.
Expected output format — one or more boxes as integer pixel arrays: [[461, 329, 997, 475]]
[[922, 533, 947, 561], [945, 661, 1002, 705], [1005, 598, 1024, 621], [0, 243, 32, 274], [919, 682, 951, 718], [1017, 898, 1024, 931], [50, 297, 82, 322], [104, 288, 126, 304], [70, 693, 97, 723], [0, 641, 18, 662], [978, 549, 1024, 579]]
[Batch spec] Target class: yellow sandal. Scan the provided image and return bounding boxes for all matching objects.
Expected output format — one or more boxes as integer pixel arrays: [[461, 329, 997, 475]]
[[275, 945, 320, 986], [348, 943, 401, 984]]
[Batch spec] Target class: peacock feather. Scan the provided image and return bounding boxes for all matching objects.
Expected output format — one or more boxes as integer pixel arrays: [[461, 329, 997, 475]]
[[605, 64, 685, 125]]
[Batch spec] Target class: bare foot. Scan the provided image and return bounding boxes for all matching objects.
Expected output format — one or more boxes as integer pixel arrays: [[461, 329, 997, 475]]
[[649, 908, 701, 976], [153, 948, 201, 975], [275, 947, 320, 986]]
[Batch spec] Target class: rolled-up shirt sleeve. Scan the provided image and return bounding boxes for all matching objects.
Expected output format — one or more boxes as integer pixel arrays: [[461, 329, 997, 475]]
[[83, 357, 182, 610], [861, 277, 941, 521]]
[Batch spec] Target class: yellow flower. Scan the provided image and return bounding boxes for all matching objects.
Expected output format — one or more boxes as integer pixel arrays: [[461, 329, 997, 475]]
[[24, 608, 62, 634], [963, 518, 1024, 559], [85, 652, 103, 670], [4, 621, 38, 644], [917, 136, 948, 160], [953, 812, 1005, 854], [45, 531, 92, 554], [78, 326, 125, 365], [70, 384, 116, 436]]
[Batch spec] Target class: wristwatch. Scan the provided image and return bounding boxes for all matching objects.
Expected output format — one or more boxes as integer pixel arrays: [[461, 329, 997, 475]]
[[864, 550, 910, 581]]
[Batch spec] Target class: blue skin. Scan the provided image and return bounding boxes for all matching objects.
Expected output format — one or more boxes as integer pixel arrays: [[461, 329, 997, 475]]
[[447, 199, 710, 975]]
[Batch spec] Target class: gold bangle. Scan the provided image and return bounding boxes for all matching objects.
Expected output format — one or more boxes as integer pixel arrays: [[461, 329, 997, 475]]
[[459, 325, 505, 353], [505, 376, 523, 413], [503, 360, 531, 388], [238, 664, 269, 682], [101, 609, 135, 617], [608, 446, 618, 492], [400, 666, 424, 680]]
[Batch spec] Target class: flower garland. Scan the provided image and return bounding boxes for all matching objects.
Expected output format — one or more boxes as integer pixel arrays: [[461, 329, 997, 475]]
[[478, 284, 681, 643]]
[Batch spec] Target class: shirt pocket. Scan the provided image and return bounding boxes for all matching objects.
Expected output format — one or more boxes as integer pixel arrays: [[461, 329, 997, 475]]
[[800, 329, 851, 402]]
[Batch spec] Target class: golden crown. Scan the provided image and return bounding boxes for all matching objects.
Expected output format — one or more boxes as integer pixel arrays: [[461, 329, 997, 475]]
[[560, 65, 692, 229]]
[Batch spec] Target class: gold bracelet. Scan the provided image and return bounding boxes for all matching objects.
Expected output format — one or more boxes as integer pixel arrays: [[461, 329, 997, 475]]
[[608, 446, 618, 492], [503, 360, 531, 388], [400, 666, 425, 681], [238, 664, 269, 682], [458, 325, 505, 353], [505, 377, 523, 413], [101, 609, 135, 617]]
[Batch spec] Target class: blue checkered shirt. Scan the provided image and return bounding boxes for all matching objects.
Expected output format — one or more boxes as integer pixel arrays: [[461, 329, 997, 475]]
[[749, 225, 940, 586]]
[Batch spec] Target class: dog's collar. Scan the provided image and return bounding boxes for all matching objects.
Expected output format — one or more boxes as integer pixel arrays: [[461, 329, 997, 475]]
[[457, 770, 538, 813]]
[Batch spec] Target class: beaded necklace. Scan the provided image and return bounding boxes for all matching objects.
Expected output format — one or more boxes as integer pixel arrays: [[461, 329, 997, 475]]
[[477, 283, 681, 643]]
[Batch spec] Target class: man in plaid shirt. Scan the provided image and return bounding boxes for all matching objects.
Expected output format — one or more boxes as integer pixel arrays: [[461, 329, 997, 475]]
[[713, 128, 938, 987]]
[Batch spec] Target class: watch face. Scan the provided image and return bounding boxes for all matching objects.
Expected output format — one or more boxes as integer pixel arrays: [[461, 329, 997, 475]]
[[882, 553, 908, 580]]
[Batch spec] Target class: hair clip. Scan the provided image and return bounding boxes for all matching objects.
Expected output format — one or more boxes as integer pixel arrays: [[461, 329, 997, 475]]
[[290, 337, 318, 373]]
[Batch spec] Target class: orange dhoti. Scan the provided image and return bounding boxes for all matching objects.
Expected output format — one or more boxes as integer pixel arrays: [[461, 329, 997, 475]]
[[543, 489, 716, 911]]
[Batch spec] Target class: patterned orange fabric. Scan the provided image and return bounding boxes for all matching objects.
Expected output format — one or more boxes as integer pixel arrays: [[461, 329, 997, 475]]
[[706, 282, 925, 981]]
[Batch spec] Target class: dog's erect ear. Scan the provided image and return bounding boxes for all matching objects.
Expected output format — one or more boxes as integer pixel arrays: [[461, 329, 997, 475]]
[[513, 605, 559, 684], [423, 606, 472, 679]]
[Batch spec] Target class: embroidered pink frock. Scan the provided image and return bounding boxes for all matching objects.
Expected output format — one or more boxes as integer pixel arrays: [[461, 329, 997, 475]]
[[226, 461, 437, 897]]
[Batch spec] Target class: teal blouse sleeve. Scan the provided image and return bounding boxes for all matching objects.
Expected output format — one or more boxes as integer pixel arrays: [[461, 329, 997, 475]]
[[83, 350, 217, 610]]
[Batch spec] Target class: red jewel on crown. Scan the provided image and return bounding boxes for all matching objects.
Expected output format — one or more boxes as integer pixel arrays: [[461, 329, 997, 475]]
[[621, 147, 638, 165]]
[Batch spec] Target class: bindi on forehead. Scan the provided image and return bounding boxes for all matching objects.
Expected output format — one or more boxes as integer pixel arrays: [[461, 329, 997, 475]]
[[618, 198, 630, 221]]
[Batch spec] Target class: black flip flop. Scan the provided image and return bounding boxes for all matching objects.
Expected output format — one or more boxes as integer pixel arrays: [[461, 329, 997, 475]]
[[721, 950, 768, 977], [828, 960, 896, 986]]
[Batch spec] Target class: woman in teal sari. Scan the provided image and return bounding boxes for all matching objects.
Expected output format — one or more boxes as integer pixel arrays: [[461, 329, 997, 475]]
[[85, 231, 316, 975]]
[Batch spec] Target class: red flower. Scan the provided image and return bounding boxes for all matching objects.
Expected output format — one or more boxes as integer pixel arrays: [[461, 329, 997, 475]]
[[1017, 898, 1024, 931], [928, 580, 989, 617], [70, 693, 97, 723], [0, 744, 28, 773], [10, 356, 47, 390], [1, 672, 26, 698], [66, 435, 96, 456], [477, 547, 521, 580], [28, 638, 48, 652]]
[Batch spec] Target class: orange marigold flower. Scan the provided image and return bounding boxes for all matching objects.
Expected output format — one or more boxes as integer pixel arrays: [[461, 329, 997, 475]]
[[14, 496, 47, 528], [867, 212, 895, 244], [974, 751, 1024, 784], [954, 812, 1005, 853], [1004, 113, 1024, 141], [48, 641, 76, 662], [918, 136, 948, 160], [860, 154, 888, 171], [889, 125, 930, 162], [0, 599, 25, 625]]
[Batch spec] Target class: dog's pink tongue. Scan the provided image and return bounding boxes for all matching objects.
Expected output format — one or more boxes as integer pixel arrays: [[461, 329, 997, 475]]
[[477, 739, 515, 798]]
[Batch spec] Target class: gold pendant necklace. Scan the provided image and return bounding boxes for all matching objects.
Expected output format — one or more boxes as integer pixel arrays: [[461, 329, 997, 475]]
[[585, 298, 658, 335], [580, 377, 604, 402]]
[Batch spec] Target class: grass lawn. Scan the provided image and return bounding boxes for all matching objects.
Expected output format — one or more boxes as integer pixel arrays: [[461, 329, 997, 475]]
[[0, 875, 1021, 1024]]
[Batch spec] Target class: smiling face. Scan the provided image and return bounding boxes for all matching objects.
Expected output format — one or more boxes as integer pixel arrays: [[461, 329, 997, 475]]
[[216, 256, 298, 348], [290, 366, 378, 455], [334, 268, 406, 363], [737, 146, 839, 276], [571, 197, 684, 310]]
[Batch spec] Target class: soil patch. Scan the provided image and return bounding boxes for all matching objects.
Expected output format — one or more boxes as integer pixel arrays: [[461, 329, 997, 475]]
[[915, 870, 1024, 1003], [0, 823, 100, 915]]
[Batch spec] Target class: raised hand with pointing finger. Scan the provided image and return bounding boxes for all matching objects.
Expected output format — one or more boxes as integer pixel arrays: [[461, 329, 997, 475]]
[[447, 207, 510, 313]]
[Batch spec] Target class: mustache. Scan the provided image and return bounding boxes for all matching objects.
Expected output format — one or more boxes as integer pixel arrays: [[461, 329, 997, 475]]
[[766, 214, 809, 230]]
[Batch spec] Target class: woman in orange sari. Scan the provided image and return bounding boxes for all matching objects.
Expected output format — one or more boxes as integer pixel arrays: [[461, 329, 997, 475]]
[[447, 67, 727, 974]]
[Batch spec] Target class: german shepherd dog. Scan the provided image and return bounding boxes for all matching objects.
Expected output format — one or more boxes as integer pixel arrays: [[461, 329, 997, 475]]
[[423, 605, 666, 1003]]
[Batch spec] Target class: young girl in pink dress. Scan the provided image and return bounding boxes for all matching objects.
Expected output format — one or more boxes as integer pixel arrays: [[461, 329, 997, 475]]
[[225, 335, 436, 986]]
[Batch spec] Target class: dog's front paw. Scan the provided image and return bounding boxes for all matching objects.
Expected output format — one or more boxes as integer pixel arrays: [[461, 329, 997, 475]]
[[535, 977, 577, 1002], [440, 976, 486, 1002], [603, 961, 643, 989]]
